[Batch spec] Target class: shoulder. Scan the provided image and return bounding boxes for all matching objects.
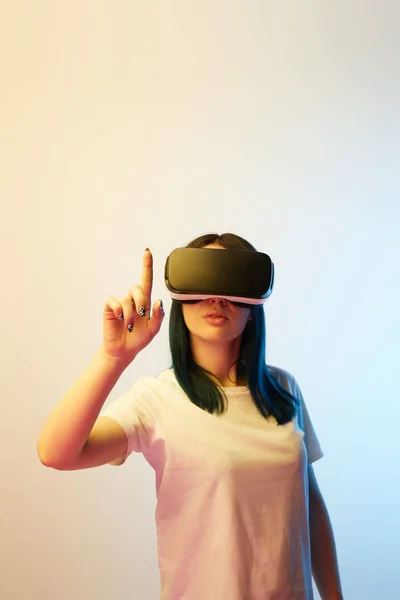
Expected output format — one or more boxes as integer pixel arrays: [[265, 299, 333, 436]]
[[128, 369, 176, 391], [267, 364, 300, 398], [155, 368, 187, 395], [156, 367, 175, 382], [134, 368, 183, 397], [114, 371, 177, 408], [116, 369, 184, 403]]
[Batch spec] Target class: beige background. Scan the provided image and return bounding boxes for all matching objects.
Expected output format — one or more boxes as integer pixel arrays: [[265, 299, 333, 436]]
[[1, 2, 399, 599]]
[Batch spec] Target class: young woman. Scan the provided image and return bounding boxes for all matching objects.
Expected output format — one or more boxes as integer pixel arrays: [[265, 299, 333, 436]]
[[37, 232, 343, 600]]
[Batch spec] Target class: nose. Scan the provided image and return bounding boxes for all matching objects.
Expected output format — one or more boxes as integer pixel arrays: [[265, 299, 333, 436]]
[[209, 297, 227, 306]]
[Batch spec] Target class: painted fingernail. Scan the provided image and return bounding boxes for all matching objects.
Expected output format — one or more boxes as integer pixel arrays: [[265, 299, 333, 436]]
[[160, 300, 164, 314], [127, 324, 133, 332], [118, 314, 124, 321], [139, 306, 146, 318]]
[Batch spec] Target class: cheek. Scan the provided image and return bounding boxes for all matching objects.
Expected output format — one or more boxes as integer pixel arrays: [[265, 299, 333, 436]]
[[235, 309, 251, 327], [181, 306, 198, 328], [239, 316, 251, 332]]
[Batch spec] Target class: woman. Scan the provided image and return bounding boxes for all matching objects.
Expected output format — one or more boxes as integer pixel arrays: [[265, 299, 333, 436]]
[[37, 232, 343, 600]]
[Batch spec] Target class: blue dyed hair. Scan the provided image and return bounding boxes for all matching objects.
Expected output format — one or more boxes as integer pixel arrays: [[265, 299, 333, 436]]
[[169, 232, 299, 425]]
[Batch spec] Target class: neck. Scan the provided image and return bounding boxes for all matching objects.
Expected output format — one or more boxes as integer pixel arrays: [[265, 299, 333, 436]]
[[190, 336, 246, 387]]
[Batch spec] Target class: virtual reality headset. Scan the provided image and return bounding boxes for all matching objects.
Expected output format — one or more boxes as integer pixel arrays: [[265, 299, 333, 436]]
[[164, 248, 274, 307]]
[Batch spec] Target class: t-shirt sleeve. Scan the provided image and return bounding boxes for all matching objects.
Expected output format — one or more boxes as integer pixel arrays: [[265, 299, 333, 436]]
[[294, 380, 324, 464], [269, 366, 324, 464], [100, 377, 155, 460]]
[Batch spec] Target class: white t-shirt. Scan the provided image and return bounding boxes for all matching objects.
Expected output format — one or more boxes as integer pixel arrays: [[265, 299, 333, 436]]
[[101, 365, 323, 600]]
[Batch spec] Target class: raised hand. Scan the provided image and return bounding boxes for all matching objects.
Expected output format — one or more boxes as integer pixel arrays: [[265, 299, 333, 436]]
[[102, 249, 165, 364]]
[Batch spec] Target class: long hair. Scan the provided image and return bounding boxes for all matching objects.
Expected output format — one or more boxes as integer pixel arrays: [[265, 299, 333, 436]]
[[168, 232, 299, 425]]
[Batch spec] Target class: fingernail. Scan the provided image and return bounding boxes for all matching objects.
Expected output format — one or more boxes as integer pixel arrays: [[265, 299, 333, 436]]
[[160, 300, 164, 314], [118, 313, 124, 321], [139, 306, 146, 318], [145, 247, 150, 252], [127, 324, 133, 332]]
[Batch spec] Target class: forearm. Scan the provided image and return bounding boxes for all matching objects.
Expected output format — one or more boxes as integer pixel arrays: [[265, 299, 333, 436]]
[[309, 493, 343, 600], [37, 347, 129, 466]]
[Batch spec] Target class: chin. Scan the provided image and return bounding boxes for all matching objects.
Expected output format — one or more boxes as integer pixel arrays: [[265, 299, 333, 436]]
[[195, 326, 242, 342]]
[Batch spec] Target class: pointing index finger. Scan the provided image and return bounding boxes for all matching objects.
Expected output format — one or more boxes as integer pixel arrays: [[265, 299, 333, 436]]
[[141, 248, 153, 299]]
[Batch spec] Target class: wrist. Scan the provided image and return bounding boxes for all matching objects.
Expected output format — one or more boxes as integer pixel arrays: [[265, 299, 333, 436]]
[[96, 347, 134, 374]]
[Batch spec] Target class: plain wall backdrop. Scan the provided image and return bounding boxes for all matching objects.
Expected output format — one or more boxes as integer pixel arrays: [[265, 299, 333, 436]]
[[1, 2, 399, 599]]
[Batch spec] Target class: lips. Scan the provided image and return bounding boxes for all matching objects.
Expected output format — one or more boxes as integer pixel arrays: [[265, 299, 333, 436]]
[[203, 313, 228, 319]]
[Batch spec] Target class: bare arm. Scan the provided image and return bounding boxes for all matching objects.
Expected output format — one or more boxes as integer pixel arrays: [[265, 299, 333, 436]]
[[37, 349, 131, 469], [309, 465, 343, 599], [37, 249, 164, 471]]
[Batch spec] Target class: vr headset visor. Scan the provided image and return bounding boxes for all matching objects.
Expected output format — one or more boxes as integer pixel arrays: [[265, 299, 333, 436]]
[[164, 248, 274, 307]]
